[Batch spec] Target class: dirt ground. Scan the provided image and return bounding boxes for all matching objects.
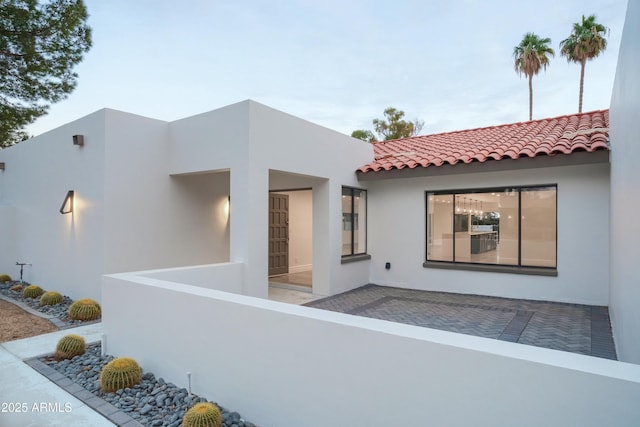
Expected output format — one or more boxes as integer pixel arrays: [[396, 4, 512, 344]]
[[0, 299, 58, 342]]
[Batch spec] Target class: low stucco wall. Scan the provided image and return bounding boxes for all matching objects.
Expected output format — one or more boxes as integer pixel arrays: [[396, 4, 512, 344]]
[[136, 262, 243, 294], [103, 269, 640, 427]]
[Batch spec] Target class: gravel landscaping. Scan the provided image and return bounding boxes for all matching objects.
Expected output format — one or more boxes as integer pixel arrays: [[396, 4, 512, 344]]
[[0, 280, 258, 426], [40, 344, 257, 427], [0, 281, 98, 328]]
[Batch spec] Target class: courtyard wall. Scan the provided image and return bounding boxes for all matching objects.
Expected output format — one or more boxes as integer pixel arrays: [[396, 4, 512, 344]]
[[103, 266, 640, 427]]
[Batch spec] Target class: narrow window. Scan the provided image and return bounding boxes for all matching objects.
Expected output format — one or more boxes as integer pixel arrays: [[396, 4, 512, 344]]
[[426, 194, 454, 262], [342, 187, 367, 256], [521, 186, 557, 268]]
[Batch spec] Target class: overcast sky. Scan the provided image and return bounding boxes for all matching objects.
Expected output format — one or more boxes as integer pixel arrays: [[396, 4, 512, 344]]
[[26, 0, 629, 138]]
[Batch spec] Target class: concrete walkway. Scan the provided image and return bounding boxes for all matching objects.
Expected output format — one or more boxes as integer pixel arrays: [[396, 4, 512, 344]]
[[305, 284, 617, 359], [0, 323, 115, 427]]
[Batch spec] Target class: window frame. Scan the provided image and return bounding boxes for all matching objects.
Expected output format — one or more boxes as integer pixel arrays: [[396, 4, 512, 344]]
[[341, 186, 368, 259], [424, 184, 558, 275]]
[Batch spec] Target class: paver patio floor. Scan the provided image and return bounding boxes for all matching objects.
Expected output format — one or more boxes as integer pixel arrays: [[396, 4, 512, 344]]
[[305, 284, 617, 359]]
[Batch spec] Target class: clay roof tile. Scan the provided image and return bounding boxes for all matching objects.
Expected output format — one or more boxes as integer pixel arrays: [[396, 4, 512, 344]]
[[358, 109, 609, 173]]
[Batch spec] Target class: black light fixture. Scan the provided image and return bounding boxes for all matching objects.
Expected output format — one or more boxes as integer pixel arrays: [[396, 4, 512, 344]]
[[0, 162, 4, 171], [59, 190, 74, 214], [72, 135, 84, 146]]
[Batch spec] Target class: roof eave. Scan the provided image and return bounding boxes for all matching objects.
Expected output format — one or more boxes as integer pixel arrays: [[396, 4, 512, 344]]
[[357, 150, 609, 181]]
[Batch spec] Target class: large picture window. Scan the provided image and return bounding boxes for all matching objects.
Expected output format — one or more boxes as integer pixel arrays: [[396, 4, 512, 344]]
[[426, 185, 556, 270], [342, 187, 367, 256]]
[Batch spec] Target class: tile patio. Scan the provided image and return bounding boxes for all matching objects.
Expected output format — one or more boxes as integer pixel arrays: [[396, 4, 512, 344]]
[[305, 284, 617, 359]]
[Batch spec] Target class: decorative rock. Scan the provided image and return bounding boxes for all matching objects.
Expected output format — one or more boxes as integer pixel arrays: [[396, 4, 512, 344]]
[[140, 404, 153, 415], [0, 282, 92, 327], [38, 343, 257, 427], [171, 394, 183, 406], [155, 393, 167, 407]]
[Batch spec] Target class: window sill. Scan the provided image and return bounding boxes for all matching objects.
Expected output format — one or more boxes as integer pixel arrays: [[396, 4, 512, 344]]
[[341, 254, 371, 264], [423, 261, 557, 276]]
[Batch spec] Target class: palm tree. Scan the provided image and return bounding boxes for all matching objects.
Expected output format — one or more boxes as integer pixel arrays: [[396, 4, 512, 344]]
[[560, 14, 609, 113], [513, 32, 555, 121]]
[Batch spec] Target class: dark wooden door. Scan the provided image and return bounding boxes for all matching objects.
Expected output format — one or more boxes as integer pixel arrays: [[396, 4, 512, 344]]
[[269, 193, 289, 276]]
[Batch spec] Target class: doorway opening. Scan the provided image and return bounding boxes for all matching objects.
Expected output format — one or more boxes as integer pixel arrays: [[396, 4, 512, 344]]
[[268, 188, 312, 291]]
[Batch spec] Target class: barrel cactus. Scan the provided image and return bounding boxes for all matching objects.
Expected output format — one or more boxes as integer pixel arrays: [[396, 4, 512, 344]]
[[23, 285, 44, 298], [0, 274, 11, 283], [181, 402, 223, 427], [10, 284, 23, 292], [100, 357, 142, 392], [68, 298, 101, 321], [40, 291, 64, 306], [55, 334, 86, 360]]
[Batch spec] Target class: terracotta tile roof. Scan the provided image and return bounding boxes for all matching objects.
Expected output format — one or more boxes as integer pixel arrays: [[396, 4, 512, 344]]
[[357, 109, 609, 173]]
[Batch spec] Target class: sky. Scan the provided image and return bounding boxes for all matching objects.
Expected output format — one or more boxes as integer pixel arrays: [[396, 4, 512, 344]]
[[26, 0, 629, 138]]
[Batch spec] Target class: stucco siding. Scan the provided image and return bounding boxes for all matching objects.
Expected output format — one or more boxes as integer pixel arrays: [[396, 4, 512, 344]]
[[367, 161, 610, 305], [102, 109, 227, 274], [0, 110, 107, 300], [609, 0, 640, 363]]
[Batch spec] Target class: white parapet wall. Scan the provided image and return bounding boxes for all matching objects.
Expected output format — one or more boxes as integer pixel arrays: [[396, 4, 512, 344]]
[[133, 262, 244, 294], [103, 267, 640, 427]]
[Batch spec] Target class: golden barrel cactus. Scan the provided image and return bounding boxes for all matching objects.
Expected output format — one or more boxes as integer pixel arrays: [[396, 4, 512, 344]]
[[100, 357, 142, 392], [55, 334, 86, 360], [181, 402, 223, 427], [23, 285, 44, 298], [68, 298, 101, 321], [40, 291, 64, 306]]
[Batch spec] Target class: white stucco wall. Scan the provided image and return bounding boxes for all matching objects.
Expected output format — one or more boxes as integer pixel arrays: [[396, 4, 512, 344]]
[[367, 161, 610, 305], [0, 101, 374, 300], [103, 110, 231, 275], [170, 171, 230, 263], [134, 262, 243, 294], [609, 0, 640, 364], [249, 102, 373, 296], [103, 272, 640, 427], [0, 111, 107, 300], [102, 110, 170, 273], [0, 108, 235, 300], [167, 100, 373, 297]]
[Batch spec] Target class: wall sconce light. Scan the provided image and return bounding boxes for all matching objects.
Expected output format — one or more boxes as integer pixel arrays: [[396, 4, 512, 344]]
[[59, 190, 74, 214], [0, 162, 4, 171], [72, 135, 84, 146]]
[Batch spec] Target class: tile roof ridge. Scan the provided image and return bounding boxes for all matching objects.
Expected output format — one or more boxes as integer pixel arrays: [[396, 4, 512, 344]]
[[372, 109, 610, 144]]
